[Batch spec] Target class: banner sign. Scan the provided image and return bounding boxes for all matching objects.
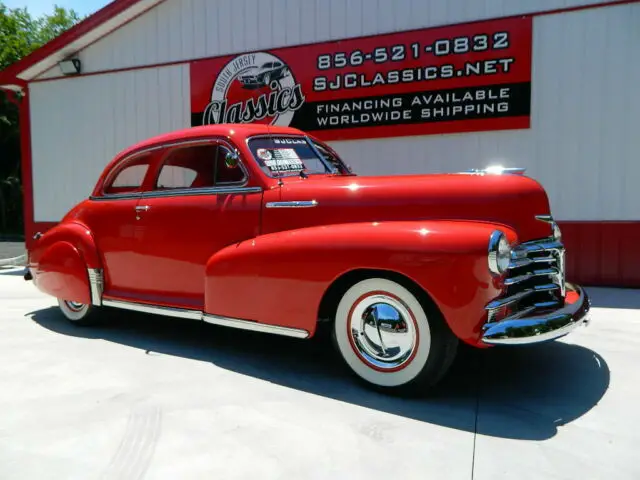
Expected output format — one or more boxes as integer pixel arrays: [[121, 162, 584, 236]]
[[190, 16, 532, 141]]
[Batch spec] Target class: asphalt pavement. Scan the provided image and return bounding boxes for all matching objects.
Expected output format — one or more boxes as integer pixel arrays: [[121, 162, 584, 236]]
[[1, 267, 639, 479]]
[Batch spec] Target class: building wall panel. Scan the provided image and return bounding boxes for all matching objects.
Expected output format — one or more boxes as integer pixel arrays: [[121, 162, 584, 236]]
[[35, 0, 623, 80], [29, 64, 190, 222]]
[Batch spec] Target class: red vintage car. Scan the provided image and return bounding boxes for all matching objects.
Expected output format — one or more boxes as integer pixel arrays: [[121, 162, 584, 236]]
[[25, 124, 591, 394]]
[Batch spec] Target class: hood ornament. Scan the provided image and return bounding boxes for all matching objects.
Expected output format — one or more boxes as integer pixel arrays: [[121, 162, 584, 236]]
[[463, 165, 527, 176]]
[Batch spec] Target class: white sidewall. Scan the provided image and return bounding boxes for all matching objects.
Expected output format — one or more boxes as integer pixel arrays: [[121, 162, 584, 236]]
[[334, 278, 432, 388], [58, 299, 91, 322]]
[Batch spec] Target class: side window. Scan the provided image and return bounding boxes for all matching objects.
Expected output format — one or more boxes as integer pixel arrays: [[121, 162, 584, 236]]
[[156, 165, 199, 189], [154, 143, 246, 190], [104, 153, 152, 194]]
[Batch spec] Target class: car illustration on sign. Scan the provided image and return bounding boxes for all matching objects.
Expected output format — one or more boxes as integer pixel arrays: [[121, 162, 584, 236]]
[[24, 123, 591, 395], [237, 61, 289, 89]]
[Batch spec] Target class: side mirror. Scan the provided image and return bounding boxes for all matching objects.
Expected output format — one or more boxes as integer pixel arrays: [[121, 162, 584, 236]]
[[225, 151, 239, 168]]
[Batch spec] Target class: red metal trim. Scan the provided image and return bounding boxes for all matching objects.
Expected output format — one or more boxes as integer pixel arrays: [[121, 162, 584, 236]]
[[558, 221, 640, 288], [0, 0, 165, 85], [19, 88, 35, 250], [26, 0, 640, 84]]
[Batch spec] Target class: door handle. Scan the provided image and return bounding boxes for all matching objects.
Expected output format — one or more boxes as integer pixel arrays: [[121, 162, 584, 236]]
[[135, 205, 150, 212]]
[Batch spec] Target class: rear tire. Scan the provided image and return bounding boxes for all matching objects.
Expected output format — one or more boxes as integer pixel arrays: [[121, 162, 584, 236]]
[[57, 299, 100, 326], [332, 277, 458, 396]]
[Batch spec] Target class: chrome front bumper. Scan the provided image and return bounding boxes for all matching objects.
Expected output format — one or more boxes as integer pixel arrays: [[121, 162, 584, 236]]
[[481, 283, 591, 345]]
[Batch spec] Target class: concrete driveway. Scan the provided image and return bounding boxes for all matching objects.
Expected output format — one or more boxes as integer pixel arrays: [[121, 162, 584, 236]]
[[1, 266, 639, 480]]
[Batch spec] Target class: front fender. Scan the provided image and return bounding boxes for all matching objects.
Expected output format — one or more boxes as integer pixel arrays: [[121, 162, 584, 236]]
[[205, 220, 516, 343]]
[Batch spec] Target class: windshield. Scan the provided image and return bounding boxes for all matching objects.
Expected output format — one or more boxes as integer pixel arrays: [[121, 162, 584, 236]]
[[247, 135, 350, 177]]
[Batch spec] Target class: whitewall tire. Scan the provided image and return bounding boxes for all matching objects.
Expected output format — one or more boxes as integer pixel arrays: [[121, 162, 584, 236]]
[[333, 278, 458, 395], [57, 299, 99, 326]]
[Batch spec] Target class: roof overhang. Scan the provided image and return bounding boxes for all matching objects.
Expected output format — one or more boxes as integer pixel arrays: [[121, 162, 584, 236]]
[[0, 0, 164, 88]]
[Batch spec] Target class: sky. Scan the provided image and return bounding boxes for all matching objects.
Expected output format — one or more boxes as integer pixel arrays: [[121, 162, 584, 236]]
[[3, 0, 110, 18]]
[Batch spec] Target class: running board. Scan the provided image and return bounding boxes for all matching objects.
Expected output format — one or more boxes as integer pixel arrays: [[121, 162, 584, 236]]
[[101, 298, 309, 339]]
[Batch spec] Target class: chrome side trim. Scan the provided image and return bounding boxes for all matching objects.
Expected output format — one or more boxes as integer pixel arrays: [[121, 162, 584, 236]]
[[100, 298, 309, 339], [102, 299, 203, 321], [203, 314, 310, 338], [266, 200, 318, 209], [87, 268, 104, 306]]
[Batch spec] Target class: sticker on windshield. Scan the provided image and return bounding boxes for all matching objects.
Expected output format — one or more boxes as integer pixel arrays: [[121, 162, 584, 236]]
[[256, 148, 273, 161], [262, 148, 306, 172]]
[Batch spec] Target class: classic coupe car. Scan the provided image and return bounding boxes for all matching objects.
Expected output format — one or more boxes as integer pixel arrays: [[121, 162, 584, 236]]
[[25, 124, 591, 394], [237, 61, 289, 89]]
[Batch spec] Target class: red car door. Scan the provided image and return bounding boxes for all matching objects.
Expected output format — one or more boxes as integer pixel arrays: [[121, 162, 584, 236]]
[[83, 150, 156, 297], [129, 138, 263, 309]]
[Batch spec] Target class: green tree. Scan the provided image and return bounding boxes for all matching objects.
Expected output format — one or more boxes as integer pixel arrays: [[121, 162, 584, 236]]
[[0, 3, 82, 236]]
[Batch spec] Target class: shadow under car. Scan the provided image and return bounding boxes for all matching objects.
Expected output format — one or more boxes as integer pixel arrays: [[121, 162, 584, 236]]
[[27, 305, 610, 441]]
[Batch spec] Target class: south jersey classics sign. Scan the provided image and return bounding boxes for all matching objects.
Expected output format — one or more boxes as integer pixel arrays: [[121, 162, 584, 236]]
[[190, 16, 532, 141]]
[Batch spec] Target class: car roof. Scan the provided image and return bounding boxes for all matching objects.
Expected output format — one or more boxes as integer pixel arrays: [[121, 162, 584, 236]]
[[114, 123, 306, 159]]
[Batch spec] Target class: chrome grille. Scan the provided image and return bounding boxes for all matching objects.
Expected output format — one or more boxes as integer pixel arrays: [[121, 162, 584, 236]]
[[486, 237, 566, 323]]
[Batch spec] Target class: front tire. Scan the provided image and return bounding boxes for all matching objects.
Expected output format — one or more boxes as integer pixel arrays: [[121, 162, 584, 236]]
[[332, 278, 458, 396], [57, 299, 99, 326]]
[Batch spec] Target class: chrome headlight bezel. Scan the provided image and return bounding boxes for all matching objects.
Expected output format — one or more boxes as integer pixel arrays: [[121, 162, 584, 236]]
[[488, 230, 512, 276]]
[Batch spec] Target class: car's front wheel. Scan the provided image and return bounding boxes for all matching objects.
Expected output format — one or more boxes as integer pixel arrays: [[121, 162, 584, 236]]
[[332, 277, 458, 396], [57, 299, 100, 326]]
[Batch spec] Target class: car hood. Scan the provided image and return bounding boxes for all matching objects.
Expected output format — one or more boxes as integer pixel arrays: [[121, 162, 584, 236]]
[[264, 173, 554, 243]]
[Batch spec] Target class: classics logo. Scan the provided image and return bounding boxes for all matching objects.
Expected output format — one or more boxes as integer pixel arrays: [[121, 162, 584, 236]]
[[202, 52, 305, 126]]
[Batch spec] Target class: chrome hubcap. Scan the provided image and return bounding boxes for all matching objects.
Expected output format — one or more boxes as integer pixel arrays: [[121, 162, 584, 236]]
[[348, 294, 418, 370], [64, 301, 86, 312]]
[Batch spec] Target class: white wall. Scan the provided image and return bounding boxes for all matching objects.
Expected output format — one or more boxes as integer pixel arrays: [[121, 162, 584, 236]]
[[331, 2, 640, 221], [29, 65, 190, 222], [36, 0, 623, 80]]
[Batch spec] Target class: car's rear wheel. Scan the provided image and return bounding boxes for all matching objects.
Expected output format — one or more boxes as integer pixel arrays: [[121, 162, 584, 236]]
[[57, 298, 100, 326], [332, 277, 458, 396]]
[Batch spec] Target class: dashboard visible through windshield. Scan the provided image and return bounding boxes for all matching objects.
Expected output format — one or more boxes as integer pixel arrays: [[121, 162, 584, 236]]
[[247, 135, 351, 177]]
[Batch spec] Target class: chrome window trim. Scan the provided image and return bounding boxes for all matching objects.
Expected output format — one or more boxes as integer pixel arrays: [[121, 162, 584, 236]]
[[90, 186, 262, 201], [95, 137, 251, 201], [101, 298, 309, 339], [140, 186, 263, 199]]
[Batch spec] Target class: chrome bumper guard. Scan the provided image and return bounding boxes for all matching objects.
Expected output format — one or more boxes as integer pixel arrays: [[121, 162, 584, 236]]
[[481, 283, 591, 345]]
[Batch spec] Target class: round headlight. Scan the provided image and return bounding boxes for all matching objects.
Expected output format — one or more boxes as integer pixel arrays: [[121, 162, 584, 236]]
[[488, 230, 512, 275]]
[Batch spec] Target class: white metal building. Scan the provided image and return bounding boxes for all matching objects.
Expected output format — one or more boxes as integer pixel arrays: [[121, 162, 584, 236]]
[[0, 0, 638, 287]]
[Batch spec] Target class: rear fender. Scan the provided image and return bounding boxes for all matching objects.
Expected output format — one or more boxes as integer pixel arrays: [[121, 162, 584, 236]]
[[205, 220, 516, 342], [29, 222, 102, 304]]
